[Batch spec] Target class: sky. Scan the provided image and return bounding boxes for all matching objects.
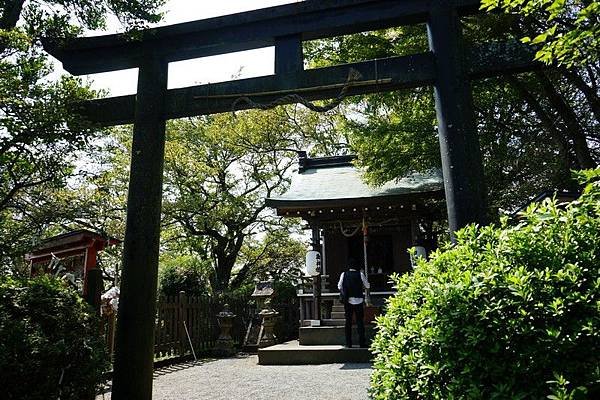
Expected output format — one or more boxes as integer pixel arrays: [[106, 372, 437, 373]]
[[70, 0, 303, 96]]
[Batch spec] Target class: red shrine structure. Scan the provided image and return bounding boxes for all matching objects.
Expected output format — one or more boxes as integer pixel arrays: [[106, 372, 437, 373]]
[[26, 229, 120, 297]]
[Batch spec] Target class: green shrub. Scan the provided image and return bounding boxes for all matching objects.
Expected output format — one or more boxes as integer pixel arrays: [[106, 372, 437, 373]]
[[371, 170, 600, 400], [271, 280, 300, 341], [159, 255, 211, 297], [0, 275, 108, 400]]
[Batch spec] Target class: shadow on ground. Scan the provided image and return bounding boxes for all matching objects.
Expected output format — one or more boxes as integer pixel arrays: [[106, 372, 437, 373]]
[[97, 353, 254, 397], [339, 363, 373, 370]]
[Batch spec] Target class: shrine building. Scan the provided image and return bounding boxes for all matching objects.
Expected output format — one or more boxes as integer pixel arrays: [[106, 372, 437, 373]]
[[266, 152, 445, 326], [26, 229, 120, 298]]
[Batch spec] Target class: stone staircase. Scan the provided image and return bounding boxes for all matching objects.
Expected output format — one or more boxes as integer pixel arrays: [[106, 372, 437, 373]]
[[331, 302, 345, 320], [258, 302, 375, 365]]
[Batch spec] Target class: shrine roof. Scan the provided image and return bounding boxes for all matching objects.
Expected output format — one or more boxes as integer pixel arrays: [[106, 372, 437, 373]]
[[25, 229, 122, 261], [266, 154, 443, 209]]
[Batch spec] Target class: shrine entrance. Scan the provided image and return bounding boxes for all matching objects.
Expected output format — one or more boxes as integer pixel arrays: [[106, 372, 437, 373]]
[[43, 1, 541, 398]]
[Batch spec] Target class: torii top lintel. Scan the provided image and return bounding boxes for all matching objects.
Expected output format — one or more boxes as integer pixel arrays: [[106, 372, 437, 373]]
[[44, 0, 482, 76], [43, 0, 538, 127]]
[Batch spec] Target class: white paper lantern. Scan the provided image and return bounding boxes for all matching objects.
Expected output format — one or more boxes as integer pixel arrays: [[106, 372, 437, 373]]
[[410, 246, 427, 268], [305, 251, 321, 276]]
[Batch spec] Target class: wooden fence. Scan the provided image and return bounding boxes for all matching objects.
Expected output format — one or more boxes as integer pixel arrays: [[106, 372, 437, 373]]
[[154, 291, 218, 359], [104, 290, 299, 360]]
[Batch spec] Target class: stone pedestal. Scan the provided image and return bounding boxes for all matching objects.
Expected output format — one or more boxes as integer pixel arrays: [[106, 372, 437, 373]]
[[214, 304, 236, 356], [258, 308, 279, 348]]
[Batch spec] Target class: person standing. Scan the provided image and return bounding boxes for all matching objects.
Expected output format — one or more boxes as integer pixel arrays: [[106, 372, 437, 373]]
[[338, 258, 370, 348]]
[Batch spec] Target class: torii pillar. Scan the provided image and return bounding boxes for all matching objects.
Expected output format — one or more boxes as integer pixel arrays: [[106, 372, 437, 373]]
[[111, 51, 168, 400], [427, 0, 487, 235]]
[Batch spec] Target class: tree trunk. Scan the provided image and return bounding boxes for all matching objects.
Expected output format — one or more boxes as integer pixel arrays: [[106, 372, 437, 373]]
[[535, 71, 597, 169], [506, 75, 573, 172], [212, 234, 247, 292], [560, 68, 600, 125], [0, 0, 25, 53], [1, 0, 25, 29], [213, 257, 232, 292]]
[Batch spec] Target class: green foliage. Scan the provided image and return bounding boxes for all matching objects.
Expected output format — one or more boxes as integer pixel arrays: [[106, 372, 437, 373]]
[[236, 229, 305, 286], [481, 0, 599, 67], [370, 169, 600, 399], [159, 255, 212, 297], [304, 25, 440, 186], [0, 0, 164, 272], [162, 112, 309, 292], [0, 275, 108, 400], [0, 49, 99, 268], [346, 90, 440, 186], [304, 22, 599, 215]]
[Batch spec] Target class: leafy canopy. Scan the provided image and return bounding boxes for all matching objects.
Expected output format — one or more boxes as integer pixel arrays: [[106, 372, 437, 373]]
[[481, 0, 600, 67], [0, 0, 164, 271], [162, 110, 310, 292], [304, 19, 599, 215]]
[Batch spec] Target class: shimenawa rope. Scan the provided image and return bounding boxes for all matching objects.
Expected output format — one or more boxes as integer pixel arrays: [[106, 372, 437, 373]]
[[231, 68, 362, 115]]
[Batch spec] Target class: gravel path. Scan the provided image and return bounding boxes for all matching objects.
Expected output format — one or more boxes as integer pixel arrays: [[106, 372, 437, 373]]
[[97, 355, 372, 400]]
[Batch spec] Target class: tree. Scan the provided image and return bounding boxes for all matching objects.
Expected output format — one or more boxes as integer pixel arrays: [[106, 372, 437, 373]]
[[481, 0, 600, 67], [162, 110, 310, 292], [0, 0, 164, 270], [303, 16, 599, 214], [234, 229, 305, 288], [0, 275, 109, 400], [53, 108, 320, 295]]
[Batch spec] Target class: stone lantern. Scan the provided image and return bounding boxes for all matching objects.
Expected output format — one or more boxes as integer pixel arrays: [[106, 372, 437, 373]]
[[214, 304, 236, 356], [252, 279, 275, 310], [242, 280, 280, 349], [258, 298, 279, 348]]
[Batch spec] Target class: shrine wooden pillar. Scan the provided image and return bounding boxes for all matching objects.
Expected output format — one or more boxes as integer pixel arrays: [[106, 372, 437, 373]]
[[310, 225, 321, 321], [111, 50, 168, 400], [427, 0, 487, 239]]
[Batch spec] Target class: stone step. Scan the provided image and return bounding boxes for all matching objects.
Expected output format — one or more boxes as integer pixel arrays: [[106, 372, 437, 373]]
[[299, 325, 375, 346], [320, 318, 346, 326], [258, 340, 372, 365], [331, 311, 345, 319]]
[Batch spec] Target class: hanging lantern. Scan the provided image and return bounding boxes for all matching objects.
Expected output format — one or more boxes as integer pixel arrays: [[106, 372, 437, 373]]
[[305, 251, 321, 276], [410, 246, 427, 268]]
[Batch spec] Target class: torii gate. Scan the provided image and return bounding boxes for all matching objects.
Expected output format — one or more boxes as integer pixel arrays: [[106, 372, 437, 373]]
[[43, 0, 539, 398]]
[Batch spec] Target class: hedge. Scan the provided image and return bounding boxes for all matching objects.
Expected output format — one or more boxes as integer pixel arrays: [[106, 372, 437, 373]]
[[0, 275, 108, 400], [371, 170, 600, 399]]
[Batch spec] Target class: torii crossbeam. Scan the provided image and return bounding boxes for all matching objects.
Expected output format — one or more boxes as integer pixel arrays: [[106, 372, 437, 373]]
[[43, 0, 539, 398]]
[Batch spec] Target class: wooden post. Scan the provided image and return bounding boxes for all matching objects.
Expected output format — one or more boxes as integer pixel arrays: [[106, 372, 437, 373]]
[[84, 268, 102, 313], [83, 245, 98, 297], [178, 291, 188, 356], [427, 1, 487, 239], [111, 50, 168, 400], [106, 313, 116, 357], [410, 217, 419, 245], [311, 225, 321, 322], [275, 34, 303, 89]]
